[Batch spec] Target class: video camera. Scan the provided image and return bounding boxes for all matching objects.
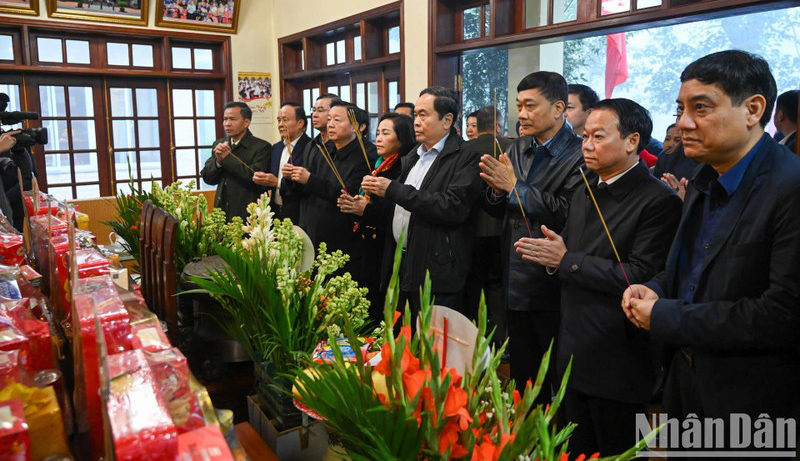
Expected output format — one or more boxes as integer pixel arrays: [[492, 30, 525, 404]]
[[0, 92, 48, 148]]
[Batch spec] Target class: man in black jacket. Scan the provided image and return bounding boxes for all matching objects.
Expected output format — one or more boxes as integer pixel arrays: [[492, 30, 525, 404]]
[[253, 102, 311, 223], [624, 50, 800, 448], [517, 99, 682, 456], [201, 102, 271, 222], [286, 101, 374, 280], [465, 106, 510, 344], [362, 86, 482, 318], [479, 72, 584, 396]]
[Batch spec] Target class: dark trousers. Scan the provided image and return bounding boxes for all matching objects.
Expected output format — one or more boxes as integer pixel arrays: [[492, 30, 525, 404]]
[[464, 236, 505, 345], [564, 388, 647, 459], [508, 309, 560, 404]]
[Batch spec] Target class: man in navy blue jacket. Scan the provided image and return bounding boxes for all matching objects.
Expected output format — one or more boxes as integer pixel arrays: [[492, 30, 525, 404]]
[[623, 50, 800, 433]]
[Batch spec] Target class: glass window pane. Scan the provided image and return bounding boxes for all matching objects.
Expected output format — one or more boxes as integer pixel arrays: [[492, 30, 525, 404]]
[[136, 88, 158, 117], [195, 90, 215, 116], [0, 84, 21, 128], [196, 119, 216, 146], [132, 44, 154, 67], [369, 117, 378, 142], [327, 86, 338, 95], [139, 180, 157, 193], [172, 89, 194, 117], [110, 88, 134, 117], [353, 36, 361, 61], [74, 152, 98, 182], [46, 153, 71, 185], [525, 0, 548, 28], [139, 150, 161, 181], [367, 82, 378, 113], [47, 187, 73, 201], [200, 178, 215, 190], [336, 40, 345, 64], [554, 0, 578, 23], [463, 7, 481, 40], [40, 86, 66, 117], [388, 81, 399, 109], [68, 87, 94, 117], [355, 83, 365, 110], [138, 120, 160, 148], [0, 35, 12, 61], [601, 0, 630, 15], [194, 48, 213, 70], [484, 7, 491, 36], [42, 119, 68, 151], [107, 42, 130, 66], [636, 0, 662, 8], [75, 184, 100, 199], [112, 120, 136, 150], [176, 148, 197, 177], [37, 38, 63, 63], [115, 151, 137, 181], [197, 149, 212, 172], [340, 85, 351, 103], [71, 120, 96, 150], [65, 40, 90, 64], [174, 120, 195, 147], [172, 47, 192, 69], [388, 26, 400, 53], [303, 89, 311, 114], [326, 42, 335, 66], [300, 49, 305, 70]]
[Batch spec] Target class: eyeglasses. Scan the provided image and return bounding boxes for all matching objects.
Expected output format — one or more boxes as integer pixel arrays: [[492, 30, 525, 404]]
[[309, 107, 330, 114]]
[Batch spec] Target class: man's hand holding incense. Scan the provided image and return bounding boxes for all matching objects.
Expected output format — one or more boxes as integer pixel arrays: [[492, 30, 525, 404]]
[[290, 166, 311, 185], [514, 225, 566, 268], [338, 191, 368, 216], [621, 285, 659, 330], [479, 153, 516, 194], [252, 172, 278, 187], [361, 176, 390, 198], [214, 141, 231, 162]]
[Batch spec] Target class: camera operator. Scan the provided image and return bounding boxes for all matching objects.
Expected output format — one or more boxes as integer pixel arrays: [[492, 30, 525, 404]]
[[0, 131, 18, 221]]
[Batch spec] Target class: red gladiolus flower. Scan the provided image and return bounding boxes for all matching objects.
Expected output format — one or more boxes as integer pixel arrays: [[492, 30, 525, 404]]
[[512, 389, 521, 408], [574, 453, 600, 461], [444, 386, 472, 430], [374, 342, 393, 376], [438, 419, 467, 457], [392, 310, 402, 326], [472, 435, 496, 461], [131, 224, 138, 231]]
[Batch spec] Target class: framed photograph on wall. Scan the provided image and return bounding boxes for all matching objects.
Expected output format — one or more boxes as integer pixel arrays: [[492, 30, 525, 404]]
[[0, 0, 39, 16], [155, 0, 240, 34], [46, 0, 149, 26]]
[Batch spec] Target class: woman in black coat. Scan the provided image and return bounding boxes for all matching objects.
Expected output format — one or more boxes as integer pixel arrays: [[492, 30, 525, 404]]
[[338, 112, 415, 322]]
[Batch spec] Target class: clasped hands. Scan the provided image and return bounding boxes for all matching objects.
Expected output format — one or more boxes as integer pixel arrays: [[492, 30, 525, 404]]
[[479, 153, 516, 194], [213, 141, 231, 163]]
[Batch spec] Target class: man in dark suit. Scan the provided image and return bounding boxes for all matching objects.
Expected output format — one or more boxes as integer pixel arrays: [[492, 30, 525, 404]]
[[464, 106, 511, 344], [201, 102, 271, 222], [253, 102, 311, 223], [774, 89, 798, 154], [362, 86, 482, 318], [479, 71, 584, 397], [517, 99, 682, 456], [624, 50, 800, 438]]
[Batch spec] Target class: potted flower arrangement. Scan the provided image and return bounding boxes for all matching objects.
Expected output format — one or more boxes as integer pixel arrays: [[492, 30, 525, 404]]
[[293, 242, 658, 460], [187, 194, 375, 452]]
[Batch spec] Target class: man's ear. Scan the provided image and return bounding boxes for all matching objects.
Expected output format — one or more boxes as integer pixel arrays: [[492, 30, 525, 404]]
[[743, 94, 767, 129]]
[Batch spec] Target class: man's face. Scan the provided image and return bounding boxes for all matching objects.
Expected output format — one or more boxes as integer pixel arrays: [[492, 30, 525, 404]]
[[414, 93, 452, 146], [223, 107, 250, 139], [582, 109, 638, 178], [465, 116, 478, 140], [662, 126, 681, 152], [395, 106, 414, 118], [312, 97, 332, 131], [327, 106, 355, 144], [566, 93, 589, 135], [277, 105, 303, 141], [675, 79, 759, 163], [516, 88, 564, 139]]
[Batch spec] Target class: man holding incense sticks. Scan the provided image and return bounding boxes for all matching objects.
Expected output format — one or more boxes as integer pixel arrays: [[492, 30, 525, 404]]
[[201, 101, 271, 222], [516, 99, 682, 457], [623, 50, 800, 436], [286, 101, 374, 281], [478, 71, 583, 400]]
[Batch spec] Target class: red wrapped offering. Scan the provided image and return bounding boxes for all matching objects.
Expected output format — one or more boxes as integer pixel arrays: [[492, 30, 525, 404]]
[[0, 399, 31, 461], [107, 349, 178, 460], [143, 348, 205, 433], [131, 319, 170, 352], [0, 232, 24, 267], [74, 248, 111, 279], [0, 350, 24, 388], [177, 424, 234, 460], [0, 321, 30, 373], [23, 191, 58, 217], [0, 300, 54, 373]]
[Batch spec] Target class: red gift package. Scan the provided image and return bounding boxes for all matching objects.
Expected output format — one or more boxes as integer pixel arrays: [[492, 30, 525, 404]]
[[131, 319, 171, 352], [143, 348, 205, 433], [74, 248, 111, 279], [0, 232, 25, 267], [0, 299, 54, 373], [107, 349, 178, 460], [23, 191, 59, 217], [0, 399, 31, 461], [0, 320, 30, 373], [0, 350, 26, 388], [177, 424, 234, 461]]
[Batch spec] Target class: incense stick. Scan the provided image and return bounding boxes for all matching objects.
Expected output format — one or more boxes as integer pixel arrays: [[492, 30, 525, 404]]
[[317, 142, 347, 190], [493, 89, 498, 158], [348, 109, 373, 171], [284, 136, 293, 163], [579, 167, 632, 288], [223, 139, 255, 173], [512, 185, 533, 238]]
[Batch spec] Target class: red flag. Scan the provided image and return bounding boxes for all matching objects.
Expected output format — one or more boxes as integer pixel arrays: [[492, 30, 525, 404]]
[[605, 33, 628, 98]]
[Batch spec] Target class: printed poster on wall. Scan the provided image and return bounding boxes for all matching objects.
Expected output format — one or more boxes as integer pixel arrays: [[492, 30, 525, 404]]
[[237, 72, 273, 125]]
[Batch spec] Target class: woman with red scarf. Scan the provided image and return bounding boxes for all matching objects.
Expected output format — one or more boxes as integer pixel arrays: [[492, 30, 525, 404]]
[[339, 112, 415, 321]]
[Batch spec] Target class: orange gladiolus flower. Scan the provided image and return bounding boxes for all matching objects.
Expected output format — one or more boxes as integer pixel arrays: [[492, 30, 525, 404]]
[[438, 419, 468, 458], [444, 386, 472, 430]]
